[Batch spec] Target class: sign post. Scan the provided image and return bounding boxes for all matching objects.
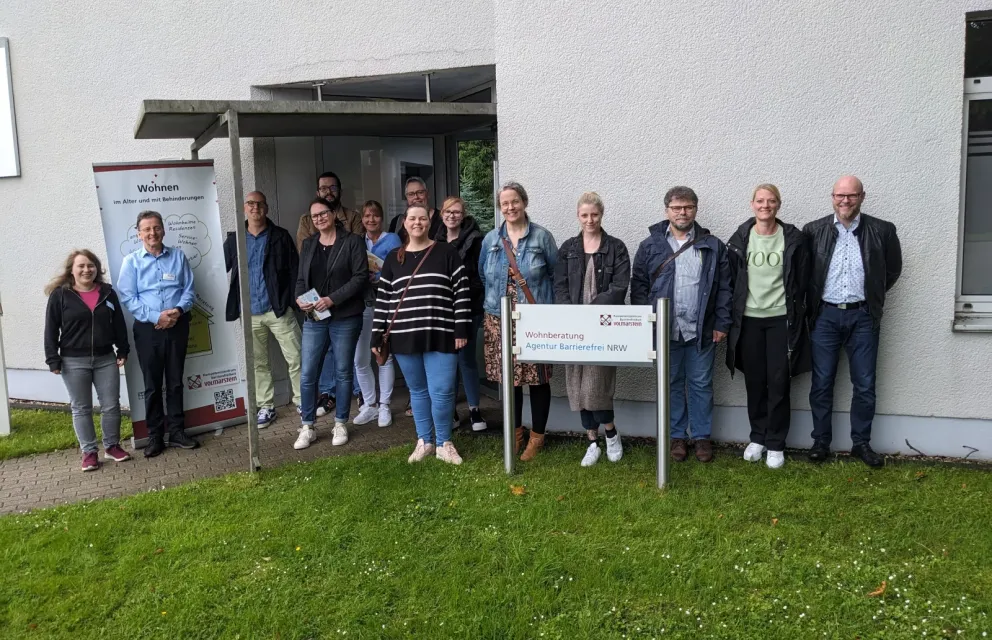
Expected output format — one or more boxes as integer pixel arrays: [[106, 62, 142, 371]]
[[0, 295, 10, 437], [507, 298, 671, 489]]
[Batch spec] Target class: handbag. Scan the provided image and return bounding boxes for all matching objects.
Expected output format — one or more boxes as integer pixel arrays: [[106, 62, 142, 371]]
[[501, 237, 537, 304], [375, 242, 437, 366], [650, 233, 710, 286]]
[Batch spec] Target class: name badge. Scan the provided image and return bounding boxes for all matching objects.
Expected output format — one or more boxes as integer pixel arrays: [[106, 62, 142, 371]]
[[106, 301, 115, 311], [162, 273, 176, 281]]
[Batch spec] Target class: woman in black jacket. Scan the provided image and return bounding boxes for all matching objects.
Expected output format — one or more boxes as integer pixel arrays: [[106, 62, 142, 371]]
[[43, 250, 131, 472], [553, 192, 631, 467], [293, 197, 370, 451], [434, 196, 487, 431], [726, 184, 811, 469]]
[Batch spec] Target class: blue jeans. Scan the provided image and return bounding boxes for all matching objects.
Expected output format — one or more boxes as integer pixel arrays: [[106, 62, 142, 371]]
[[301, 314, 363, 424], [319, 346, 336, 399], [60, 354, 122, 453], [809, 305, 880, 447], [456, 314, 484, 407], [669, 337, 715, 440], [394, 351, 459, 446]]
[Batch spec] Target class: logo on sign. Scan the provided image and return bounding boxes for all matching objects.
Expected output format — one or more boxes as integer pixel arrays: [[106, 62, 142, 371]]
[[600, 315, 612, 326], [187, 375, 203, 390]]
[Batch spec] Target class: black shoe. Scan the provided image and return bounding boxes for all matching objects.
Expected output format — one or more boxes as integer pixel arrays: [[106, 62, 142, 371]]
[[808, 441, 831, 462], [852, 443, 884, 468], [168, 431, 200, 450], [470, 407, 487, 432], [315, 393, 336, 418], [144, 438, 166, 458]]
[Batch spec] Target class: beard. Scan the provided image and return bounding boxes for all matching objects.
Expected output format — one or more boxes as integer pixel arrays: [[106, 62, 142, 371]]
[[671, 218, 694, 232], [326, 193, 340, 208]]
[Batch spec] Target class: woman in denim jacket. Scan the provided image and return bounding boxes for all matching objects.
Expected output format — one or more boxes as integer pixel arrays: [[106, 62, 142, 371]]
[[480, 181, 558, 461]]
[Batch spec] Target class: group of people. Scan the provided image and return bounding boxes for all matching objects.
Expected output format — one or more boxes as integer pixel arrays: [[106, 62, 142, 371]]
[[44, 171, 901, 472]]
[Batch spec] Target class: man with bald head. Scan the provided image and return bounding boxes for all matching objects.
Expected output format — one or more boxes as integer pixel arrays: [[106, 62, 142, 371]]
[[803, 176, 902, 468], [224, 190, 302, 426]]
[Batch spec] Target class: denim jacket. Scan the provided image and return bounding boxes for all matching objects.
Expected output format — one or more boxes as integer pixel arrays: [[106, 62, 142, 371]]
[[480, 218, 558, 316]]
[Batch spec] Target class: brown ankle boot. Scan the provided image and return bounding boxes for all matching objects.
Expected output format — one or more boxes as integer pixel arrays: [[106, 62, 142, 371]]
[[515, 427, 526, 454], [520, 431, 545, 461]]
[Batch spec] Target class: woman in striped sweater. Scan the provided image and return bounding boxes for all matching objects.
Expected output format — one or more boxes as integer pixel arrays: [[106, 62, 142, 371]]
[[372, 205, 472, 464]]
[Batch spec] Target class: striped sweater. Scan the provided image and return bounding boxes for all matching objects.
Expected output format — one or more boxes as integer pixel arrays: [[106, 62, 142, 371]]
[[371, 242, 471, 354]]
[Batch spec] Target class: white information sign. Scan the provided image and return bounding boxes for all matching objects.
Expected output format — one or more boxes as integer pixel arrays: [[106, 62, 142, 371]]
[[0, 38, 21, 178], [93, 160, 247, 442], [514, 304, 655, 366]]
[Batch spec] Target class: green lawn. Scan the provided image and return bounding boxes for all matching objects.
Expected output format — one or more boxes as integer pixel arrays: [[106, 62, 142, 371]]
[[0, 436, 989, 639], [0, 409, 133, 460]]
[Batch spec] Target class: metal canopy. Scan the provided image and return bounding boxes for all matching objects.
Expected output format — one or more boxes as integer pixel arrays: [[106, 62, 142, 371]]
[[134, 99, 497, 140]]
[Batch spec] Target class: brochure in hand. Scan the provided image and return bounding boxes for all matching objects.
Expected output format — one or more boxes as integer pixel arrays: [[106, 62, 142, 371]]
[[367, 251, 384, 279], [298, 288, 331, 321]]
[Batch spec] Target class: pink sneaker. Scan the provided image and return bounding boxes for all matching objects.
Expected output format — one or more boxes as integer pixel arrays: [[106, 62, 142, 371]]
[[81, 451, 100, 472], [104, 445, 131, 462]]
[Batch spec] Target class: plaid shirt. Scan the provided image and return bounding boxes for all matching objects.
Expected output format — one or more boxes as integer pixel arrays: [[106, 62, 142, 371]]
[[666, 226, 702, 341]]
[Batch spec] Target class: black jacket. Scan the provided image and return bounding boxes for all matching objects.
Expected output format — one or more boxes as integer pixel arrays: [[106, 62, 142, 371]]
[[803, 213, 902, 327], [296, 225, 369, 319], [44, 283, 129, 371], [224, 221, 299, 322], [434, 215, 485, 315], [554, 230, 631, 305], [726, 219, 811, 376]]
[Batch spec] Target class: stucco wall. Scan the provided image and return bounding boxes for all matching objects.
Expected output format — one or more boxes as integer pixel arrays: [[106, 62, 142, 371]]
[[494, 0, 992, 421], [0, 0, 495, 376]]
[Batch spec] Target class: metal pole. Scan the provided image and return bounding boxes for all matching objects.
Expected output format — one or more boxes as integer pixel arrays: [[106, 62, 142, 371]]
[[0, 298, 10, 436], [500, 295, 515, 475], [424, 73, 432, 103], [656, 298, 671, 489], [228, 110, 262, 472]]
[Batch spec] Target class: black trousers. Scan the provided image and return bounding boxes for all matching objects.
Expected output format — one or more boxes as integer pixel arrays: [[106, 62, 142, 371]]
[[739, 316, 791, 451], [133, 314, 190, 441], [513, 384, 551, 434]]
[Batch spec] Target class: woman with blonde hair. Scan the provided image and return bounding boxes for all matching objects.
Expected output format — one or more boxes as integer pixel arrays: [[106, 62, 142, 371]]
[[553, 192, 631, 466], [43, 249, 131, 472], [726, 184, 811, 468]]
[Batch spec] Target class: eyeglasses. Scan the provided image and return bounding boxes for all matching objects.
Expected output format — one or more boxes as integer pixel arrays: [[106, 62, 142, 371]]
[[667, 205, 698, 214], [405, 189, 428, 198], [832, 192, 863, 201], [245, 200, 267, 208], [442, 209, 465, 217], [310, 210, 331, 220], [317, 186, 341, 194]]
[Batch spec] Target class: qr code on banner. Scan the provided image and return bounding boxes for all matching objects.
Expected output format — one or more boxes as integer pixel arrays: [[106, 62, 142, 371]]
[[214, 389, 236, 412]]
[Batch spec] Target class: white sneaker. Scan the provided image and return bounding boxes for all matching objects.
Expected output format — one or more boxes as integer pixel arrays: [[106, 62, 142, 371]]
[[605, 433, 623, 462], [436, 441, 463, 465], [293, 425, 316, 450], [353, 404, 378, 425], [331, 422, 349, 446], [470, 407, 487, 432], [581, 442, 601, 467], [408, 439, 436, 463], [766, 450, 785, 469], [743, 442, 767, 462], [378, 404, 392, 428]]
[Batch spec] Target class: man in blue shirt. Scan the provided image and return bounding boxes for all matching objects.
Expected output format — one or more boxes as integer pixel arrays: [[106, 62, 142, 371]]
[[117, 210, 199, 457]]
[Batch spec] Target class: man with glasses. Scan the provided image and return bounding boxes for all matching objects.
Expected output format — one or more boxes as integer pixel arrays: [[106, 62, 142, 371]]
[[296, 172, 362, 249], [225, 191, 302, 427], [296, 171, 362, 417], [631, 186, 732, 463], [804, 176, 902, 468], [388, 177, 443, 239]]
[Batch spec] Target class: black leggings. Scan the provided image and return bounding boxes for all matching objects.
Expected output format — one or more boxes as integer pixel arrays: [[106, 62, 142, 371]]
[[514, 384, 551, 434]]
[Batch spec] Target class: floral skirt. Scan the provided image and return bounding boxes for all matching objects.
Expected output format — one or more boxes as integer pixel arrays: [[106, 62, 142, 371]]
[[483, 279, 553, 386]]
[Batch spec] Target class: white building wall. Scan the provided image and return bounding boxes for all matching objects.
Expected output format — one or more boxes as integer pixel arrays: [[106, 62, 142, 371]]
[[494, 0, 992, 437]]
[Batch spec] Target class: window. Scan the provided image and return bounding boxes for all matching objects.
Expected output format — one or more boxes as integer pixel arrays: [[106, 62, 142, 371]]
[[957, 17, 992, 330]]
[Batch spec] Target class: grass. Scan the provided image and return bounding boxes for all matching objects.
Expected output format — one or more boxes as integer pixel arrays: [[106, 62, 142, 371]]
[[0, 409, 133, 461], [0, 436, 989, 639]]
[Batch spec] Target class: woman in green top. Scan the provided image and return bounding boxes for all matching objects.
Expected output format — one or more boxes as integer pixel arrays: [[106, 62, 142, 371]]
[[726, 184, 811, 469]]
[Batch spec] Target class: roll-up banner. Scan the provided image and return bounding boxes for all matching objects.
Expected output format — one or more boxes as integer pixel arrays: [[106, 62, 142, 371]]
[[93, 160, 246, 443]]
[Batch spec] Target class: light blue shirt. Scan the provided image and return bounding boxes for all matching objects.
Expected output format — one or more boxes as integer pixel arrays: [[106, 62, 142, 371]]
[[665, 226, 702, 341], [247, 226, 271, 315], [117, 245, 196, 324], [822, 214, 866, 304]]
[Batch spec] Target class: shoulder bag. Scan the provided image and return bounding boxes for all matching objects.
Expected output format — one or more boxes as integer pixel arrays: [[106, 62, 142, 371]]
[[650, 234, 710, 286], [375, 242, 437, 366], [501, 237, 537, 304]]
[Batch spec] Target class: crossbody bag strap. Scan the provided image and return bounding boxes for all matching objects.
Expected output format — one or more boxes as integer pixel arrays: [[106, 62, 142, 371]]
[[501, 237, 537, 304], [651, 234, 710, 285], [382, 242, 438, 341]]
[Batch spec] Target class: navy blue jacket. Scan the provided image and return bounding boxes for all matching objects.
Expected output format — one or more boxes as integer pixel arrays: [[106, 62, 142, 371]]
[[630, 220, 733, 349]]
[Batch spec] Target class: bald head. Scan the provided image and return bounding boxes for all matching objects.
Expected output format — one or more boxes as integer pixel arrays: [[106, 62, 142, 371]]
[[244, 190, 269, 227], [831, 175, 865, 226]]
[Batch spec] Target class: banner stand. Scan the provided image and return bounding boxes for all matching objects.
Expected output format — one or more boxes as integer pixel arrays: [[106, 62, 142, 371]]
[[503, 297, 671, 489]]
